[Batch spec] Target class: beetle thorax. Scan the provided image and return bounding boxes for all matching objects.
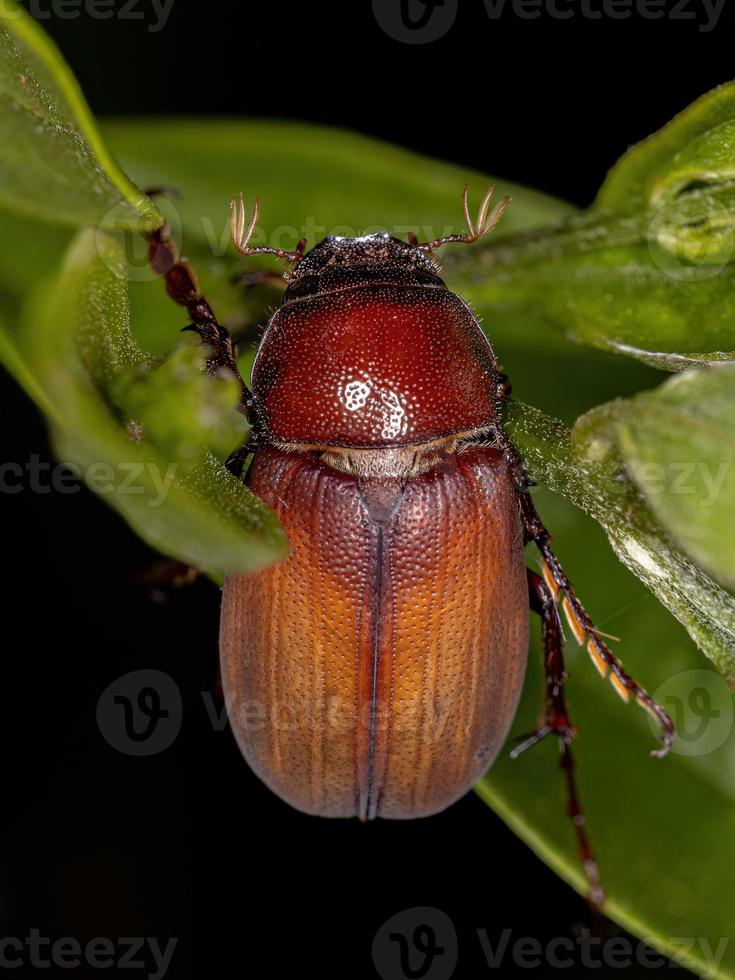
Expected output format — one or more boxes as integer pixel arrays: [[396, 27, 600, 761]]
[[251, 232, 500, 453], [283, 232, 444, 299]]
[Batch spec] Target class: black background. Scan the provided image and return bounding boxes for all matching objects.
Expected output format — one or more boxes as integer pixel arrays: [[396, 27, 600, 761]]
[[2, 1, 732, 977]]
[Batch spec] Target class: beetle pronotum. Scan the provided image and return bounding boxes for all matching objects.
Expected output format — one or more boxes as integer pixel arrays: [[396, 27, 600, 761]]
[[146, 187, 675, 911]]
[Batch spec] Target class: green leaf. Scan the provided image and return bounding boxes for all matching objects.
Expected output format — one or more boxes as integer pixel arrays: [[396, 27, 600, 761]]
[[507, 400, 735, 682], [450, 228, 735, 371], [597, 81, 735, 210], [0, 0, 162, 231], [444, 84, 735, 371], [20, 227, 286, 577], [0, 208, 72, 300], [0, 298, 55, 417], [584, 366, 735, 592], [113, 344, 249, 466]]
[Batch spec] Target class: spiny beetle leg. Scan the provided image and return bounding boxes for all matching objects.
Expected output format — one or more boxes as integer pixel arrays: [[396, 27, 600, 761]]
[[144, 220, 263, 475], [520, 489, 675, 757], [517, 569, 606, 915], [145, 223, 256, 423], [498, 431, 676, 757]]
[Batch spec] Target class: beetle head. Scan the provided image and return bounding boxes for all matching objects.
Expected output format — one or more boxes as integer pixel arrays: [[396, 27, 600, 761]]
[[283, 232, 443, 300]]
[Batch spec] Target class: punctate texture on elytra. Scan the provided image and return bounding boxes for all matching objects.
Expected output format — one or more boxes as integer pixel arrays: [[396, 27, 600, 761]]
[[220, 445, 528, 819], [251, 234, 498, 447]]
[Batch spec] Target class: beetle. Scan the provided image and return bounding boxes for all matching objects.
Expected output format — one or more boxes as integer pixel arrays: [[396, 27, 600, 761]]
[[146, 187, 675, 910]]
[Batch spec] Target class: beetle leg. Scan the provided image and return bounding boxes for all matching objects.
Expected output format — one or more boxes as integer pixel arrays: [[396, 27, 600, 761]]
[[225, 440, 262, 479], [145, 222, 264, 477], [146, 223, 256, 418], [495, 426, 675, 755], [517, 570, 606, 913], [516, 486, 675, 757]]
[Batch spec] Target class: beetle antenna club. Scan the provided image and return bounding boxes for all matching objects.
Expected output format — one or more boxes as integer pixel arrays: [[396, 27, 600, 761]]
[[414, 185, 512, 252], [231, 193, 307, 265]]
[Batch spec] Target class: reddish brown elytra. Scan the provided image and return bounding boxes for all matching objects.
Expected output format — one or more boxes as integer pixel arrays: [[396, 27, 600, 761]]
[[146, 188, 675, 912]]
